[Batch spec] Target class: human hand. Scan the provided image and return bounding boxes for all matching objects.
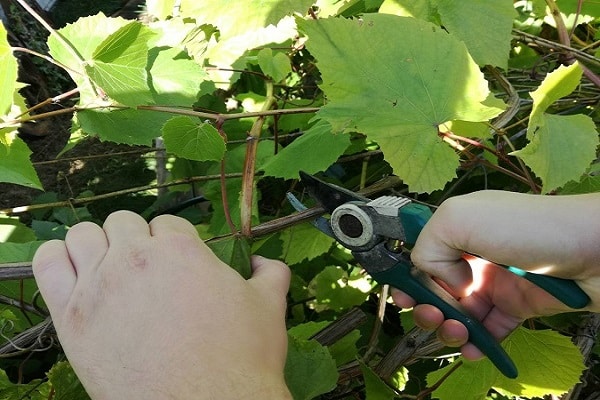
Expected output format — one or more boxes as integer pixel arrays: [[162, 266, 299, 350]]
[[32, 211, 292, 400], [392, 190, 600, 360]]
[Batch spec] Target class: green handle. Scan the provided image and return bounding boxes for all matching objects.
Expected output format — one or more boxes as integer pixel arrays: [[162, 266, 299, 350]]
[[504, 265, 590, 309], [399, 203, 590, 309], [372, 263, 519, 378]]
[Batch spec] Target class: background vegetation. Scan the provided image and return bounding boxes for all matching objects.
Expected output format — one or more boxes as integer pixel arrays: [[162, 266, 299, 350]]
[[0, 0, 599, 398]]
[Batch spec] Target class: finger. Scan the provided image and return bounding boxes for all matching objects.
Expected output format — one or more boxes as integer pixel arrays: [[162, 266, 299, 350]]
[[64, 222, 108, 276], [103, 210, 150, 243], [461, 343, 485, 361], [32, 240, 77, 313], [436, 319, 469, 348], [390, 288, 416, 309], [249, 256, 291, 299], [149, 214, 200, 239], [413, 304, 445, 330]]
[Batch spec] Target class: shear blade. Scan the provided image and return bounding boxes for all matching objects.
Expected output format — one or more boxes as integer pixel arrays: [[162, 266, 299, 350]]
[[298, 171, 369, 213], [285, 192, 335, 238]]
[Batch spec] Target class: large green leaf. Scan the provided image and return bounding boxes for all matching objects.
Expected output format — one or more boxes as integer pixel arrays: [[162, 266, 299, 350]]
[[178, 0, 313, 84], [428, 327, 585, 399], [87, 22, 155, 106], [261, 120, 351, 179], [514, 113, 599, 193], [47, 13, 130, 103], [380, 0, 515, 68], [76, 108, 169, 145], [280, 223, 335, 265], [512, 63, 599, 193], [0, 23, 17, 116], [284, 335, 338, 400], [0, 136, 42, 189], [308, 266, 368, 312], [148, 47, 208, 105], [207, 235, 252, 279], [299, 14, 504, 193], [48, 361, 91, 400], [434, 0, 515, 69], [162, 117, 226, 162]]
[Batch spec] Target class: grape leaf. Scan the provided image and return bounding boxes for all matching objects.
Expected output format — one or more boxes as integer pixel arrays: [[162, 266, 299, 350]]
[[0, 216, 36, 243], [0, 22, 17, 115], [207, 235, 252, 279], [513, 114, 599, 193], [146, 0, 176, 20], [280, 223, 336, 265], [162, 117, 226, 162], [512, 63, 599, 192], [299, 14, 504, 193], [261, 120, 351, 179], [379, 0, 440, 23], [428, 327, 585, 400], [0, 369, 48, 399], [360, 361, 398, 400], [87, 22, 155, 106], [257, 48, 292, 82], [48, 361, 91, 400], [284, 335, 338, 400], [0, 136, 43, 189], [434, 0, 516, 69], [529, 62, 583, 125], [76, 108, 169, 145], [308, 266, 368, 312], [178, 0, 313, 85], [47, 13, 130, 103], [0, 241, 45, 263], [148, 47, 208, 106], [560, 163, 600, 194]]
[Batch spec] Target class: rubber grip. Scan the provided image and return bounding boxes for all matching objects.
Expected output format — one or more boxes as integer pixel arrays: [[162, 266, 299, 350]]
[[372, 263, 518, 379]]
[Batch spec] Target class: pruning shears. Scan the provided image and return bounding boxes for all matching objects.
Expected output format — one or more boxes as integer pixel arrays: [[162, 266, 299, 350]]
[[288, 172, 590, 379]]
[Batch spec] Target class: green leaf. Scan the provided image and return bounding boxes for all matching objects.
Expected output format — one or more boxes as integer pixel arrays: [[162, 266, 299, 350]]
[[288, 321, 361, 366], [512, 62, 599, 192], [0, 216, 36, 243], [76, 108, 169, 145], [162, 117, 226, 162], [379, 0, 440, 23], [146, 0, 176, 20], [179, 0, 313, 85], [261, 120, 351, 179], [87, 22, 155, 106], [148, 47, 208, 106], [284, 335, 339, 400], [47, 13, 130, 103], [360, 361, 398, 400], [0, 136, 43, 189], [308, 266, 368, 312], [207, 235, 252, 279], [529, 63, 583, 126], [0, 369, 48, 399], [513, 114, 599, 193], [48, 361, 91, 400], [434, 0, 516, 69], [560, 163, 600, 194], [0, 241, 45, 263], [428, 327, 585, 400], [0, 22, 17, 115], [257, 48, 292, 82], [299, 14, 504, 193], [280, 223, 336, 265]]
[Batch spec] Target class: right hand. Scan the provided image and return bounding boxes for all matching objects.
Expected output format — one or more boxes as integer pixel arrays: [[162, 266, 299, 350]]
[[392, 190, 600, 360]]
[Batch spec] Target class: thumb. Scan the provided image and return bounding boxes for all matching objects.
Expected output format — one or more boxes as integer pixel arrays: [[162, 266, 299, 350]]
[[249, 255, 291, 298]]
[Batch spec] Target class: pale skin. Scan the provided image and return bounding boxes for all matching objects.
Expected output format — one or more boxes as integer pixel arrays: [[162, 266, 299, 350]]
[[32, 211, 292, 400], [32, 191, 600, 398], [392, 190, 600, 360]]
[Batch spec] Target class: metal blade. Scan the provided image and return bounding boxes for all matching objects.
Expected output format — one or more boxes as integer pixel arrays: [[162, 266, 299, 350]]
[[299, 171, 369, 213], [286, 192, 335, 238]]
